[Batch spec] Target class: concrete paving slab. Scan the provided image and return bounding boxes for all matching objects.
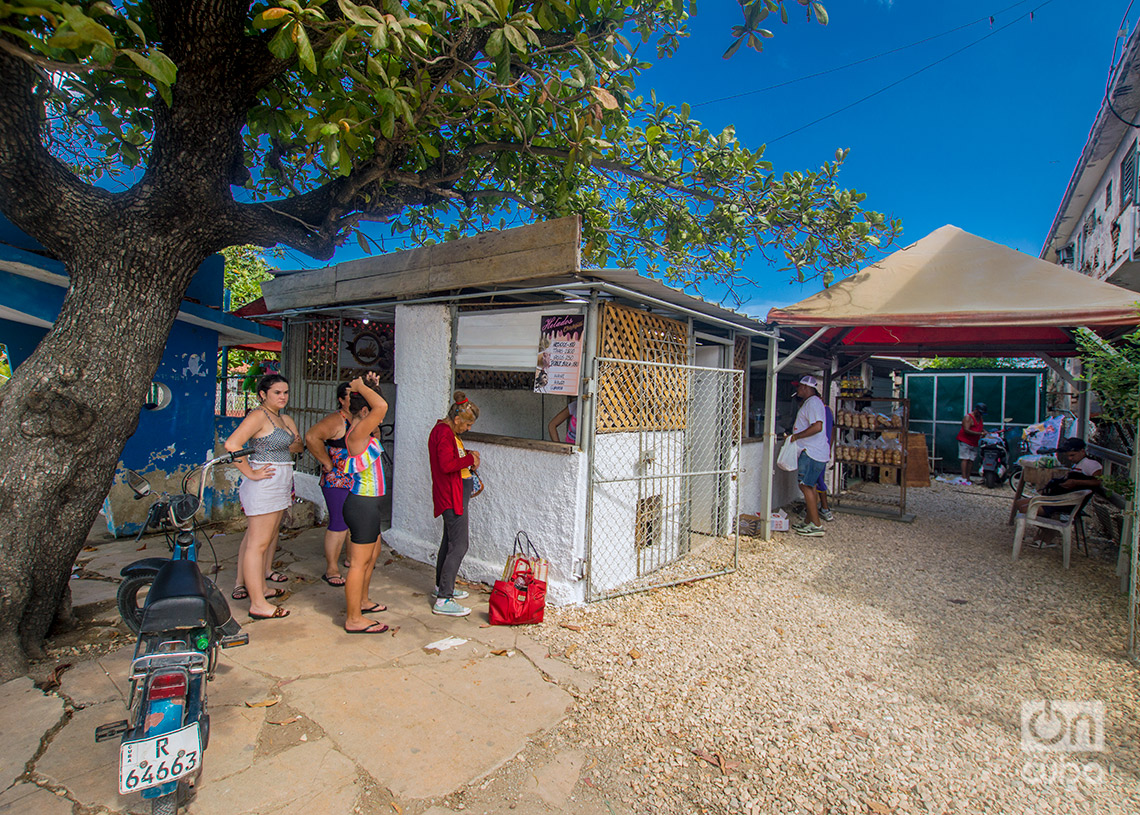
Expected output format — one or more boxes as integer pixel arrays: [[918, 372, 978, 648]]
[[286, 665, 489, 799], [524, 749, 585, 810], [57, 658, 125, 707], [192, 706, 263, 784], [34, 700, 131, 813], [0, 677, 66, 790], [186, 738, 357, 815], [401, 646, 572, 736], [515, 636, 598, 696], [68, 578, 120, 607], [199, 658, 276, 711], [96, 644, 137, 702], [0, 782, 73, 815]]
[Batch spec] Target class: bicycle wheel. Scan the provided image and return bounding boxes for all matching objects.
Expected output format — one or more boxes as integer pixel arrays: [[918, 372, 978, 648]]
[[117, 573, 153, 635]]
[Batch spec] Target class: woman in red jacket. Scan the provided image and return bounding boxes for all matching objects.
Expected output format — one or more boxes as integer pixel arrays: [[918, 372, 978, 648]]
[[428, 391, 480, 617]]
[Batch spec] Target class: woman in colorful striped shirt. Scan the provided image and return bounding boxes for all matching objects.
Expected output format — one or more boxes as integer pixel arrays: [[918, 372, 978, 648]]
[[341, 373, 389, 634]]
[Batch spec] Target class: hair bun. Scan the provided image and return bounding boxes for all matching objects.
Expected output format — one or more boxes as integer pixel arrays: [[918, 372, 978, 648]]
[[452, 390, 467, 403]]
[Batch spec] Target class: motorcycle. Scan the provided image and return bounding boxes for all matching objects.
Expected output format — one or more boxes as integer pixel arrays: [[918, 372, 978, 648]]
[[95, 448, 252, 814], [979, 420, 1025, 489]]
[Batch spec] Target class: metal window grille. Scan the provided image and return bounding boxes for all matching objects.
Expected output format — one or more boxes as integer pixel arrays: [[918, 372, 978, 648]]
[[584, 357, 743, 602]]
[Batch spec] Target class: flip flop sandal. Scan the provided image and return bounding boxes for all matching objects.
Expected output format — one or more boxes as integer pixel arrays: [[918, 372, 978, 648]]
[[345, 622, 388, 634], [231, 587, 249, 601], [360, 603, 387, 613], [321, 574, 347, 587], [249, 606, 290, 620], [265, 587, 288, 599], [266, 571, 289, 583]]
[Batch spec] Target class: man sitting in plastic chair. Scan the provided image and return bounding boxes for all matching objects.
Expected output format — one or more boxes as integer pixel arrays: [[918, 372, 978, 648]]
[[1012, 438, 1102, 561]]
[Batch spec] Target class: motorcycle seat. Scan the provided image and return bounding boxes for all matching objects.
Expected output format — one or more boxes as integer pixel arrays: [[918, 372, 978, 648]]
[[140, 560, 209, 633]]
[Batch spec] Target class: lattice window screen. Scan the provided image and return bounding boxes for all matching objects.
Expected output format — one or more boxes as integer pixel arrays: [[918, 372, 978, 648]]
[[596, 303, 689, 432]]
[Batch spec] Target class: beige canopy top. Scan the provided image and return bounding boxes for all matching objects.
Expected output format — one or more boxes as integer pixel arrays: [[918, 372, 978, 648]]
[[766, 225, 1140, 357]]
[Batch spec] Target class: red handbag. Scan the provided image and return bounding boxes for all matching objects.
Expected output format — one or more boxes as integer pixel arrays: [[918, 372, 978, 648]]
[[489, 560, 547, 626]]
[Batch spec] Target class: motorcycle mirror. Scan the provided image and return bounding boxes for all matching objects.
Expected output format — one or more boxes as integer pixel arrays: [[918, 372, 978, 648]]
[[125, 469, 151, 499]]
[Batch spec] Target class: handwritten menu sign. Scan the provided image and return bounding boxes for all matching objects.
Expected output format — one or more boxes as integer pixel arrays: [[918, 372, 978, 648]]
[[534, 314, 584, 395]]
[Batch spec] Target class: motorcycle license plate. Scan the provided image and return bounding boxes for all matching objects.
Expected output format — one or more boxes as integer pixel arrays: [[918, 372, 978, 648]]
[[118, 723, 201, 794]]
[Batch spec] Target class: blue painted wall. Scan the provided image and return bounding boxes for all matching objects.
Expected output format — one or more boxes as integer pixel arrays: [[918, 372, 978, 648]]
[[0, 316, 47, 368]]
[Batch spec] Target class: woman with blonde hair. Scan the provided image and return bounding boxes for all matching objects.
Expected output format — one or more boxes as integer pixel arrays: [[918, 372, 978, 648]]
[[427, 391, 480, 617]]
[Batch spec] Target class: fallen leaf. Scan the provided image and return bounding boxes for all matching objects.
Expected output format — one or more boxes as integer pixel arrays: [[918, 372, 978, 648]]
[[390, 803, 402, 814], [82, 546, 97, 552], [691, 748, 718, 767], [827, 721, 842, 733], [560, 623, 582, 631], [864, 797, 893, 814], [245, 696, 280, 708], [268, 715, 301, 726], [851, 727, 869, 739], [136, 542, 147, 551], [564, 643, 578, 657], [479, 624, 492, 628], [628, 648, 641, 660], [948, 598, 968, 605], [844, 670, 856, 678], [491, 648, 510, 656], [384, 559, 394, 566], [775, 627, 784, 636], [389, 626, 400, 636]]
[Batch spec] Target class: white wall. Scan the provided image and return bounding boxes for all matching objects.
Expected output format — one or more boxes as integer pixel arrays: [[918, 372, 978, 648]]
[[386, 304, 453, 574], [384, 303, 589, 604], [1060, 131, 1140, 280], [739, 440, 800, 519]]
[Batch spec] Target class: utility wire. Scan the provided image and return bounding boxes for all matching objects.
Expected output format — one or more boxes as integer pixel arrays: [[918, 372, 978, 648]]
[[1102, 0, 1138, 128], [694, 0, 1039, 109], [768, 0, 1057, 144]]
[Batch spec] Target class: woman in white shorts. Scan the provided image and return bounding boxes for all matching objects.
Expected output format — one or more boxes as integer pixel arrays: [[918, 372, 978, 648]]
[[224, 374, 303, 619]]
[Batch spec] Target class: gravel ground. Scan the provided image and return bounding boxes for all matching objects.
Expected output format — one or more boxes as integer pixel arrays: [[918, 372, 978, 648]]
[[522, 480, 1140, 815]]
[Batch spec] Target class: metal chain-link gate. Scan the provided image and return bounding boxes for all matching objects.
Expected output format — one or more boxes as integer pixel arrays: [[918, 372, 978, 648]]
[[584, 357, 744, 602]]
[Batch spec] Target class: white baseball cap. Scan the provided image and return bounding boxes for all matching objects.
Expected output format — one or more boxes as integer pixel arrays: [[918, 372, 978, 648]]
[[796, 374, 821, 391]]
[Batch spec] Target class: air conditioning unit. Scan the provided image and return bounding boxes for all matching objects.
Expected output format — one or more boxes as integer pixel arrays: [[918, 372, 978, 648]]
[[1056, 244, 1075, 266]]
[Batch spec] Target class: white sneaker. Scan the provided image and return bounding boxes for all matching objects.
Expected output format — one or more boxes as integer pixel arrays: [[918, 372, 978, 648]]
[[432, 587, 470, 600], [819, 508, 834, 522]]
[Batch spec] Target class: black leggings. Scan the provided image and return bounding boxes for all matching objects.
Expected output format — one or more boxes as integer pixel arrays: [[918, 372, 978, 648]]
[[435, 479, 472, 598]]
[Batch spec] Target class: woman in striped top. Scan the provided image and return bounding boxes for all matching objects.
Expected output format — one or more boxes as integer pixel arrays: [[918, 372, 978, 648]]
[[341, 373, 390, 634]]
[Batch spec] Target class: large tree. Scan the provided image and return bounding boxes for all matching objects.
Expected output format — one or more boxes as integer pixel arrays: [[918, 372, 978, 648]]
[[0, 0, 896, 676]]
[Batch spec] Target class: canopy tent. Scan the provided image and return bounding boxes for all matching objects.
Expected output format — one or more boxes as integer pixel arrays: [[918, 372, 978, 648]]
[[756, 225, 1140, 538]]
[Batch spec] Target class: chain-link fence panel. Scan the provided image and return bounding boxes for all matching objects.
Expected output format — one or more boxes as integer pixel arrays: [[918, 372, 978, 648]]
[[585, 357, 743, 602]]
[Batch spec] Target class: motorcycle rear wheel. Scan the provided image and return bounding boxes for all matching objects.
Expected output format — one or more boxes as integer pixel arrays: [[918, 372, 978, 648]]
[[117, 573, 153, 635], [983, 470, 998, 489], [151, 791, 176, 815]]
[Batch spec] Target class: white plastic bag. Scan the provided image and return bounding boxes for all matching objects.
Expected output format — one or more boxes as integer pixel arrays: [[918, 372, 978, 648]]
[[777, 437, 800, 471]]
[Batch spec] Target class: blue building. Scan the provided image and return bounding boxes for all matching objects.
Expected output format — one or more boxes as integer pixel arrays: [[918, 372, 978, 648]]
[[0, 215, 282, 535]]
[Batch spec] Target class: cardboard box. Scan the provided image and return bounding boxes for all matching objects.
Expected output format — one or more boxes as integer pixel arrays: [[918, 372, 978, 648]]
[[770, 509, 790, 532]]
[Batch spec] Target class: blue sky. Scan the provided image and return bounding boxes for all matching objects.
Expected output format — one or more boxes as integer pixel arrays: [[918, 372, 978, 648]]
[[279, 1, 1130, 319], [637, 0, 1130, 317]]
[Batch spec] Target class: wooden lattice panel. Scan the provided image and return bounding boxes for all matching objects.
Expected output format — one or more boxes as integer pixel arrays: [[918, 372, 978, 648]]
[[597, 303, 688, 433], [304, 319, 340, 381], [734, 335, 749, 435]]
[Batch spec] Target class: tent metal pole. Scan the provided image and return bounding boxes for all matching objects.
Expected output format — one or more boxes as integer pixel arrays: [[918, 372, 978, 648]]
[[759, 332, 780, 539], [1037, 353, 1077, 388], [774, 326, 831, 373]]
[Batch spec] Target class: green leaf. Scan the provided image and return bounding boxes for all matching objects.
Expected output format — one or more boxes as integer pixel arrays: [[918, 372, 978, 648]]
[[722, 36, 744, 59], [322, 31, 348, 68], [61, 5, 116, 48], [356, 229, 371, 254], [267, 22, 295, 59], [485, 28, 503, 57], [504, 23, 524, 52], [295, 24, 316, 72], [812, 2, 828, 25]]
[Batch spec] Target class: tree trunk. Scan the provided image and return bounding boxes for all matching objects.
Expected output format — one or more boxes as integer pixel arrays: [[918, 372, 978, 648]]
[[0, 239, 203, 678]]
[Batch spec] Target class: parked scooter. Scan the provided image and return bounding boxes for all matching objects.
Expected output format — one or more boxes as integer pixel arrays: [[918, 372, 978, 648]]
[[978, 418, 1026, 489], [96, 448, 252, 814]]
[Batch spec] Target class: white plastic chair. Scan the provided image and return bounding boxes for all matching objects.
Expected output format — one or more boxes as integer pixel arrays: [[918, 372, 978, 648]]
[[1012, 490, 1093, 569]]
